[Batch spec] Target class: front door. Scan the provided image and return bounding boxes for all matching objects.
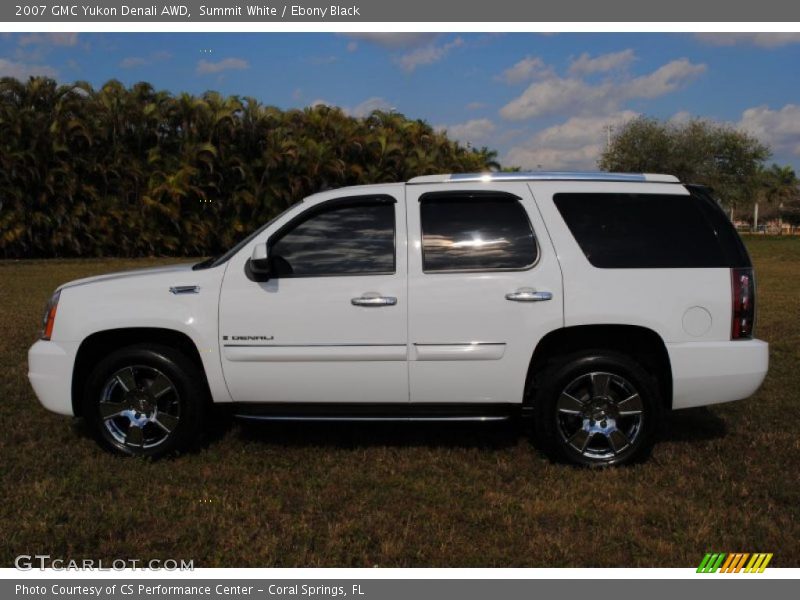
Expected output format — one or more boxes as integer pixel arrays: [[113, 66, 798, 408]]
[[219, 186, 408, 404], [406, 183, 564, 404]]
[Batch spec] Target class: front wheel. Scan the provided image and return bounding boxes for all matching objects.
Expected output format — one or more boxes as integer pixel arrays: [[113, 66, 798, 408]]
[[534, 351, 660, 467], [82, 344, 206, 458]]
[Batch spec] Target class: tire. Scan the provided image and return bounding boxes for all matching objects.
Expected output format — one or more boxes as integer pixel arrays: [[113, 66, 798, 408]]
[[82, 344, 207, 458], [533, 350, 660, 467]]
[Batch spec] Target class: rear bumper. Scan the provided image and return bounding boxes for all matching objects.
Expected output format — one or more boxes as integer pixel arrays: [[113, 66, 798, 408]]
[[667, 339, 769, 410], [28, 340, 79, 416]]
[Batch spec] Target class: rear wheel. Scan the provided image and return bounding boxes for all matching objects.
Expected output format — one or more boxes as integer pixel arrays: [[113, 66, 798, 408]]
[[82, 344, 206, 457], [533, 351, 660, 466]]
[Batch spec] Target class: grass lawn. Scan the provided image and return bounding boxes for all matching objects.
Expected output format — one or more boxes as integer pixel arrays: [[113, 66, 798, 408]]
[[1, 236, 798, 567]]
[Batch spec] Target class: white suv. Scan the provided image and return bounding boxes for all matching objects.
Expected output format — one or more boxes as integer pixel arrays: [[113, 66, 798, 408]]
[[28, 172, 769, 466]]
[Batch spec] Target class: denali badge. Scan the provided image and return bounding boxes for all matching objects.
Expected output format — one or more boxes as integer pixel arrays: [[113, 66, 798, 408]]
[[223, 335, 274, 341]]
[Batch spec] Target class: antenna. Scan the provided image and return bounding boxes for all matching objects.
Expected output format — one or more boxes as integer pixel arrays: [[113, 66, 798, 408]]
[[604, 124, 614, 150]]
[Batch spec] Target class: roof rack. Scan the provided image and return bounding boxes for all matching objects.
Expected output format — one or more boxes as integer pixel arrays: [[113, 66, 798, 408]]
[[407, 172, 680, 184]]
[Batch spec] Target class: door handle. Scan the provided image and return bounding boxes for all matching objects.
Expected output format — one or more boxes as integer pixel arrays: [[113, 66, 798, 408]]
[[351, 293, 398, 307], [505, 288, 553, 302]]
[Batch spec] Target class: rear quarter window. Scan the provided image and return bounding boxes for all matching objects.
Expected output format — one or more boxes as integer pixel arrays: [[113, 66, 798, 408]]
[[553, 192, 747, 268]]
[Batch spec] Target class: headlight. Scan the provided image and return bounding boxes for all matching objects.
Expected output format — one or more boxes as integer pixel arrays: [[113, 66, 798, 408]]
[[40, 290, 61, 341]]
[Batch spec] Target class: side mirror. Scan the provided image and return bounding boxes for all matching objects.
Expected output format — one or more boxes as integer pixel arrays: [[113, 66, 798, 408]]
[[248, 243, 271, 279]]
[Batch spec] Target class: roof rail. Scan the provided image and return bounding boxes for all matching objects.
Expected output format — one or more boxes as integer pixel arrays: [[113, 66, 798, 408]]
[[407, 172, 680, 184]]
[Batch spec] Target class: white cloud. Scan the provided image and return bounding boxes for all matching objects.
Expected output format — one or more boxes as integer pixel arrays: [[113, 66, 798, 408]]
[[348, 96, 394, 117], [499, 58, 706, 120], [439, 119, 496, 146], [738, 104, 800, 157], [196, 58, 249, 75], [497, 56, 549, 84], [395, 37, 464, 73], [466, 101, 488, 111], [343, 33, 464, 73], [342, 33, 438, 49], [569, 49, 636, 75], [504, 111, 639, 170], [307, 97, 395, 117], [669, 110, 693, 125], [623, 59, 707, 99], [500, 77, 608, 121], [18, 33, 79, 47], [695, 33, 800, 48], [0, 58, 57, 79]]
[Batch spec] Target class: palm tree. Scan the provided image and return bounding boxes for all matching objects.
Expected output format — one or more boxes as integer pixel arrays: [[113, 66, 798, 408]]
[[0, 76, 502, 258], [756, 164, 799, 232]]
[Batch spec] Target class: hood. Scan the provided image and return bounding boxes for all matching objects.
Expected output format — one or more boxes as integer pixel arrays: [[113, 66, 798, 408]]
[[57, 262, 197, 291]]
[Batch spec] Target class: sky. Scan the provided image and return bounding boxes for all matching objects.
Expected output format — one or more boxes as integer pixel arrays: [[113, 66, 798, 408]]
[[2, 31, 800, 171]]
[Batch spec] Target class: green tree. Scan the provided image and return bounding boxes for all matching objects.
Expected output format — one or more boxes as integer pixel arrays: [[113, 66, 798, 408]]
[[758, 164, 800, 229], [598, 117, 771, 213]]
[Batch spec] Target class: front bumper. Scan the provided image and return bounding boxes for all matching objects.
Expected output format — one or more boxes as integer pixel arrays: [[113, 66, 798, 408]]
[[28, 340, 80, 416], [667, 339, 769, 410]]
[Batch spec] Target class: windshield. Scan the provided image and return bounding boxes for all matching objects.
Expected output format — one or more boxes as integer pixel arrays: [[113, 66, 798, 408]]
[[193, 202, 302, 270]]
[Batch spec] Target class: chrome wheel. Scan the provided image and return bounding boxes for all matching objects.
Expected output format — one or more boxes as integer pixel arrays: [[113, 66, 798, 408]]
[[555, 371, 644, 461], [98, 365, 181, 450]]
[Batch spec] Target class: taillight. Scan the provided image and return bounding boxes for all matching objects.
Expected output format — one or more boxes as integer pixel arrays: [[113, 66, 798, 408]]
[[731, 268, 755, 339], [40, 290, 60, 341]]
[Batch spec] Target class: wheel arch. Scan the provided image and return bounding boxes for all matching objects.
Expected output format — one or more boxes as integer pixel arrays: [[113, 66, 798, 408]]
[[524, 324, 673, 411], [71, 327, 211, 417]]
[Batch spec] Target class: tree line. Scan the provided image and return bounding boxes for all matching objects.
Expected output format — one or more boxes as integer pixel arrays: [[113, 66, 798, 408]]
[[0, 77, 498, 258], [2, 77, 798, 260]]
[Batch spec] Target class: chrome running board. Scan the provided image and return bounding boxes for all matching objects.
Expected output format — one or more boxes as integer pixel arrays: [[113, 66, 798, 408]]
[[234, 414, 510, 423]]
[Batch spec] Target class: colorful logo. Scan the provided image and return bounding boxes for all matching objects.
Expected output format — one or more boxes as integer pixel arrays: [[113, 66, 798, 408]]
[[697, 553, 773, 573]]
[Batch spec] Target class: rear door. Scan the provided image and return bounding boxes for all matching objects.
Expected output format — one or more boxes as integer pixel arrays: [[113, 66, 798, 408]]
[[406, 183, 564, 404]]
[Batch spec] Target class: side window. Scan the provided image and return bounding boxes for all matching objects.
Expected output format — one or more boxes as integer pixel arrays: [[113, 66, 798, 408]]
[[553, 193, 729, 268], [420, 192, 538, 272], [269, 197, 395, 277]]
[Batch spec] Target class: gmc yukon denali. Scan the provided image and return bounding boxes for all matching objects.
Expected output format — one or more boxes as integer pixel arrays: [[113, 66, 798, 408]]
[[28, 172, 769, 466]]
